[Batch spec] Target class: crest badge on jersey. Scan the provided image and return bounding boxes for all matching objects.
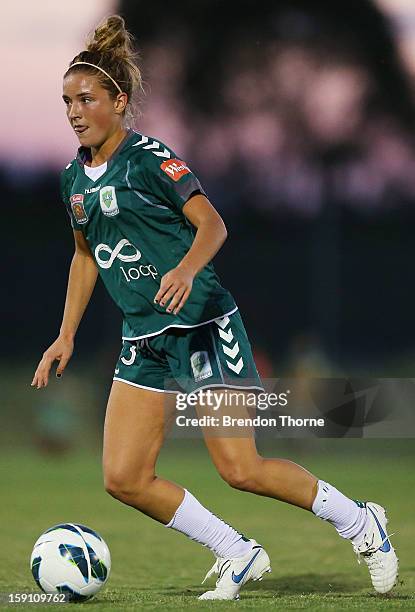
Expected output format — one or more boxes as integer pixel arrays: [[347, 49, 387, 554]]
[[190, 351, 213, 382], [70, 194, 88, 224], [160, 159, 191, 182], [99, 186, 119, 217]]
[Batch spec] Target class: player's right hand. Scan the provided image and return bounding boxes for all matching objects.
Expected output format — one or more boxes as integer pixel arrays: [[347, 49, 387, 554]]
[[31, 336, 74, 389]]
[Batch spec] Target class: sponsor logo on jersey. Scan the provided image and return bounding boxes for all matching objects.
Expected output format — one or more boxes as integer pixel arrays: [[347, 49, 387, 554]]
[[70, 194, 88, 224], [160, 158, 191, 182], [95, 239, 141, 269], [99, 185, 119, 216], [94, 239, 158, 280], [85, 184, 101, 194], [191, 351, 213, 382]]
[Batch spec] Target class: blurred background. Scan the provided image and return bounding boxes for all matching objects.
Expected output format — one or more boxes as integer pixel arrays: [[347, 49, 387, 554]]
[[3, 0, 415, 452]]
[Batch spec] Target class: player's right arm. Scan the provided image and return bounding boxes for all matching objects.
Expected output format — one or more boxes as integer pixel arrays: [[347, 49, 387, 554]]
[[31, 231, 98, 389]]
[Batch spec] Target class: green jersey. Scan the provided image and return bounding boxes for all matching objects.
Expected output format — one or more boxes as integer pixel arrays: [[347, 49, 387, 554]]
[[60, 130, 237, 340]]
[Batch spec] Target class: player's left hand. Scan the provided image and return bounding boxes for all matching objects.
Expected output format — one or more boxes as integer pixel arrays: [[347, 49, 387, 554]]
[[154, 264, 194, 315]]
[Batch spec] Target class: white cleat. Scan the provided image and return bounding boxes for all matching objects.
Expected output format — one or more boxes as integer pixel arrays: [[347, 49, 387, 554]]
[[353, 502, 398, 594], [198, 539, 271, 601]]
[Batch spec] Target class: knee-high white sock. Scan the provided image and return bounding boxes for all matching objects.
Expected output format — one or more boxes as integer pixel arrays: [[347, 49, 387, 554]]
[[312, 480, 368, 542], [166, 489, 253, 558]]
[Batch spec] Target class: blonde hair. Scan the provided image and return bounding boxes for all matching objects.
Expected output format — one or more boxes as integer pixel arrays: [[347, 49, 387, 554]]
[[65, 15, 143, 125]]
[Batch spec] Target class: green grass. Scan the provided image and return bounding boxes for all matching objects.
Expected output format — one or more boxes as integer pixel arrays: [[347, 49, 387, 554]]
[[1, 440, 414, 610]]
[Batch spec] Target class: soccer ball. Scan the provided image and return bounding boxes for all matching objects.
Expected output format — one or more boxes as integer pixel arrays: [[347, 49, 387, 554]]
[[30, 523, 111, 602]]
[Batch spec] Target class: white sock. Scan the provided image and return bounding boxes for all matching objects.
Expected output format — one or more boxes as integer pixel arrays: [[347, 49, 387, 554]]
[[312, 480, 368, 542], [166, 489, 253, 558]]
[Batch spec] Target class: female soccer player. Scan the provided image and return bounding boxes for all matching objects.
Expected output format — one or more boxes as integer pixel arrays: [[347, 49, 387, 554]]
[[32, 15, 397, 600]]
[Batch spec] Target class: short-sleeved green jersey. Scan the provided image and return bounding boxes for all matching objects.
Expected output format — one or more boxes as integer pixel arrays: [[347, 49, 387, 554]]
[[60, 130, 237, 340]]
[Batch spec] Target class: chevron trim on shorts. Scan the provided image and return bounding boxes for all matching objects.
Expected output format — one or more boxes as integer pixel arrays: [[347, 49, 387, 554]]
[[215, 316, 244, 374]]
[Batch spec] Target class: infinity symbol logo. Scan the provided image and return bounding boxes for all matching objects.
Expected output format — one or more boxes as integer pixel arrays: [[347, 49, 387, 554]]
[[95, 239, 141, 269]]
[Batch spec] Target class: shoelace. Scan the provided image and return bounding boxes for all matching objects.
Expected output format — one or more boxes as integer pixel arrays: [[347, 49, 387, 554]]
[[364, 554, 384, 571], [354, 532, 395, 565]]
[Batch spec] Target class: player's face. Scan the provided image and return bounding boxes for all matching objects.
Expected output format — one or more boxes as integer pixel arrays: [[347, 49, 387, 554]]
[[62, 72, 123, 149]]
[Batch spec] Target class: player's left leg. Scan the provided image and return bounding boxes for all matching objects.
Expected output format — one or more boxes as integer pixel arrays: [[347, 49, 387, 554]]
[[200, 426, 317, 508], [164, 313, 397, 597], [199, 395, 398, 596]]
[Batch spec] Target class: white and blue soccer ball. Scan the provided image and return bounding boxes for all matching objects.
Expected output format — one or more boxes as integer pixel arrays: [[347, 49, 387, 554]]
[[30, 523, 111, 602]]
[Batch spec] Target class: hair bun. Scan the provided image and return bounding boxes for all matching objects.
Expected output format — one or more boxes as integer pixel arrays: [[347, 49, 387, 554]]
[[87, 15, 132, 59], [68, 14, 143, 126]]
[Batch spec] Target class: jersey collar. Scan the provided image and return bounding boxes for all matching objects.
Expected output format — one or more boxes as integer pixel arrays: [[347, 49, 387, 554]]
[[76, 129, 136, 169]]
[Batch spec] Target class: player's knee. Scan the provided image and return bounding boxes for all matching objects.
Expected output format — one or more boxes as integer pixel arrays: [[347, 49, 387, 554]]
[[104, 475, 138, 501], [218, 464, 254, 491], [217, 454, 264, 491], [104, 470, 151, 506]]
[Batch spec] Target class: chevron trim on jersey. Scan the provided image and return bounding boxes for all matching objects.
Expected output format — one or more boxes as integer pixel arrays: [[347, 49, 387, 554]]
[[133, 135, 148, 146], [215, 317, 244, 374], [132, 135, 171, 159]]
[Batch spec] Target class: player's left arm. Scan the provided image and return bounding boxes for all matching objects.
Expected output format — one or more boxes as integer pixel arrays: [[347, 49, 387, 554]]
[[154, 194, 227, 315]]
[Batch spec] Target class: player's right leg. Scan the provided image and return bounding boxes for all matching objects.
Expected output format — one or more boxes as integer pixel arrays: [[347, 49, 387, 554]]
[[102, 379, 270, 600], [102, 381, 183, 523]]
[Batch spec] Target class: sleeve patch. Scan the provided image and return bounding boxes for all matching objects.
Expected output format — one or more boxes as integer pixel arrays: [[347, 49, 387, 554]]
[[70, 194, 88, 224], [160, 158, 191, 182]]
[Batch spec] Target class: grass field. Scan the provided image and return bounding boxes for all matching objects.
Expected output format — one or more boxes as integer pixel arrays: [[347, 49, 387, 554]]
[[1, 440, 414, 610]]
